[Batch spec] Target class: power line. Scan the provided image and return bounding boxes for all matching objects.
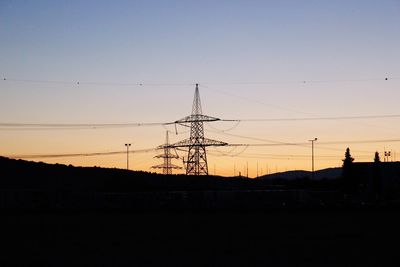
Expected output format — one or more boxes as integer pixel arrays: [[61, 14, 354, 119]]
[[206, 126, 352, 153], [314, 145, 374, 154], [11, 138, 395, 160], [6, 148, 156, 159], [200, 84, 312, 115], [206, 124, 400, 154], [232, 114, 400, 122], [228, 138, 400, 147], [3, 76, 398, 87], [209, 148, 377, 162], [200, 79, 398, 115], [5, 77, 399, 122], [206, 126, 307, 146], [0, 122, 169, 128], [2, 113, 399, 131], [208, 151, 374, 161], [208, 149, 371, 159], [202, 77, 399, 85], [1, 77, 194, 87], [314, 139, 400, 145], [0, 122, 174, 131]]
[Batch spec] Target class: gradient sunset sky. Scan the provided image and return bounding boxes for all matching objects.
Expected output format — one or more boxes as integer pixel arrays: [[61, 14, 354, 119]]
[[1, 0, 400, 176]]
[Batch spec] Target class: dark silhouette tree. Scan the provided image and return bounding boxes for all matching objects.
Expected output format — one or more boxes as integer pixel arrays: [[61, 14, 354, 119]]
[[343, 147, 354, 167], [373, 151, 382, 200], [342, 147, 355, 193], [374, 151, 381, 163]]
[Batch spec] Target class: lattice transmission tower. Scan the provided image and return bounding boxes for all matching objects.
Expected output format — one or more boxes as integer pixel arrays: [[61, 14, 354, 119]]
[[171, 84, 227, 175], [151, 131, 182, 175]]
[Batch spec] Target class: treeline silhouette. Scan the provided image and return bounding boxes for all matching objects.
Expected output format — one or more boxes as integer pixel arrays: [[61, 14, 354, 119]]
[[2, 155, 400, 266], [1, 150, 400, 211], [0, 156, 340, 193], [0, 156, 343, 211]]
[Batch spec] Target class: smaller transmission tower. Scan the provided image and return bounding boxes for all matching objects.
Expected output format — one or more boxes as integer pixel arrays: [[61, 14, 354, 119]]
[[151, 131, 182, 175]]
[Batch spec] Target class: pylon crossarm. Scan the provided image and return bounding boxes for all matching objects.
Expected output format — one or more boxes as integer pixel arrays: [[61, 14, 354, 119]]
[[156, 144, 183, 152], [201, 138, 228, 146], [169, 138, 228, 148], [154, 153, 179, 159], [174, 114, 220, 124], [151, 164, 182, 169], [168, 164, 183, 169], [151, 165, 164, 169], [156, 144, 173, 149]]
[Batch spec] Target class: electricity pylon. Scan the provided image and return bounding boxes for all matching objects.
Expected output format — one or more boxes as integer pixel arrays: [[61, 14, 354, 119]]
[[151, 131, 182, 175], [171, 83, 227, 175]]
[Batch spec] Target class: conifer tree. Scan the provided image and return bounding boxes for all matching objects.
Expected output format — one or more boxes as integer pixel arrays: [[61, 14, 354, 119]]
[[343, 147, 354, 167], [374, 151, 381, 163], [342, 147, 355, 193]]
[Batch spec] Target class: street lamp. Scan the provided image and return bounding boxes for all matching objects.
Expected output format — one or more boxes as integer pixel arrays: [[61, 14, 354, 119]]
[[125, 143, 131, 170], [308, 138, 318, 179]]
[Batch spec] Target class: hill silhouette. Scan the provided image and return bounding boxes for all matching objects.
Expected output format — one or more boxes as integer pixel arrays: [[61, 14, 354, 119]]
[[6, 156, 400, 211], [2, 157, 400, 266], [0, 156, 268, 192], [0, 156, 344, 210], [259, 168, 342, 180], [0, 156, 341, 193]]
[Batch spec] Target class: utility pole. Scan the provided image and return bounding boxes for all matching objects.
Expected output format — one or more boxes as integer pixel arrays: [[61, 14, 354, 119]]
[[246, 161, 249, 178], [257, 162, 259, 178], [384, 151, 391, 162], [125, 143, 131, 170], [308, 138, 318, 179], [384, 147, 386, 162]]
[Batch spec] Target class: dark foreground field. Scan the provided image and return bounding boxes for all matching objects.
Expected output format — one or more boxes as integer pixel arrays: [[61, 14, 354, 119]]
[[1, 209, 400, 266]]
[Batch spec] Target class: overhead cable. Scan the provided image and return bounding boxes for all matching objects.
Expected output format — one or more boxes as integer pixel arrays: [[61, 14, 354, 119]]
[[7, 148, 156, 159]]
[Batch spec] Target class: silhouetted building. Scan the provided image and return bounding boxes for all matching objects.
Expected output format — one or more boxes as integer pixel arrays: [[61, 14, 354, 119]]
[[346, 162, 400, 201]]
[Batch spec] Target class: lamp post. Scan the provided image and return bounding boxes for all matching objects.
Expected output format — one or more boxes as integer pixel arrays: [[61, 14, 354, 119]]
[[308, 138, 318, 179], [125, 143, 131, 170]]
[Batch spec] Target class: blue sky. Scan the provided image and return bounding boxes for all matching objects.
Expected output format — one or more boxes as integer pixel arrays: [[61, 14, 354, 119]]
[[2, 0, 399, 82], [1, 0, 400, 175]]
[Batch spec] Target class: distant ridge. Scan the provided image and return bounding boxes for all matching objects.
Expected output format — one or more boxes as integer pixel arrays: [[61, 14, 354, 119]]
[[0, 156, 342, 183], [258, 168, 342, 180], [0, 156, 348, 211]]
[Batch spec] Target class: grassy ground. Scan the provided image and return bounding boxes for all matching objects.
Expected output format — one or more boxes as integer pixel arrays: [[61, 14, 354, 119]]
[[1, 209, 399, 266]]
